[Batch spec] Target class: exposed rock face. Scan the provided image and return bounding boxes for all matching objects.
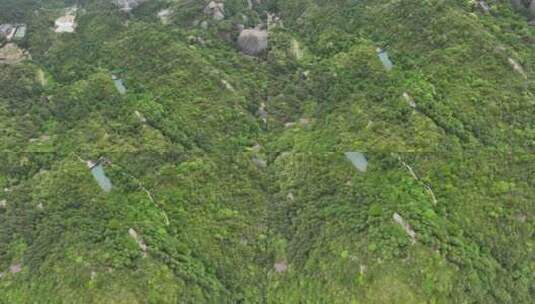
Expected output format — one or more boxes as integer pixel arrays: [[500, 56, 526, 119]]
[[204, 1, 225, 21], [55, 15, 76, 33], [134, 110, 147, 123], [55, 7, 77, 33], [10, 264, 22, 274], [114, 0, 146, 12], [128, 228, 148, 256], [221, 79, 234, 91], [274, 261, 288, 273], [393, 213, 417, 244], [508, 57, 527, 78], [13, 25, 26, 40], [245, 0, 263, 9], [238, 29, 268, 56], [0, 43, 27, 64], [257, 102, 268, 120], [158, 9, 172, 24], [511, 0, 524, 10], [512, 0, 535, 19], [252, 156, 267, 168], [529, 0, 535, 19], [476, 1, 490, 14], [0, 24, 26, 41], [0, 24, 16, 40], [287, 192, 294, 201], [403, 92, 416, 108]]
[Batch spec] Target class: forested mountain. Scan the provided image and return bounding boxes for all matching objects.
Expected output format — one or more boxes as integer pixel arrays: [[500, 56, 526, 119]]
[[0, 0, 533, 303]]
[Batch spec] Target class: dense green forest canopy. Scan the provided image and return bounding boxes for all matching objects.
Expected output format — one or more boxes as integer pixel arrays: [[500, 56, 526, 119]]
[[0, 0, 533, 303]]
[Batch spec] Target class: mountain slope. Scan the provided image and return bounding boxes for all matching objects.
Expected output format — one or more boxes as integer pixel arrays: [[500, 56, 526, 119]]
[[0, 0, 533, 303]]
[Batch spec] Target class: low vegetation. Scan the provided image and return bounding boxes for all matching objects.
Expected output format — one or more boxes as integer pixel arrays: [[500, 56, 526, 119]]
[[0, 0, 533, 303]]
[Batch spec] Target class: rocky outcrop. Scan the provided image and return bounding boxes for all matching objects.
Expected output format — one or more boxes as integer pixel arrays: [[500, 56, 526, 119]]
[[128, 228, 148, 257], [475, 1, 490, 14], [393, 213, 417, 244], [257, 102, 268, 121], [0, 24, 16, 40], [134, 110, 147, 123], [508, 57, 527, 78], [511, 0, 535, 20], [0, 24, 26, 41], [529, 0, 535, 19], [238, 29, 268, 56], [158, 9, 172, 24], [204, 1, 225, 21], [114, 0, 146, 12], [0, 43, 28, 64], [54, 7, 77, 33], [55, 15, 76, 33], [9, 264, 22, 274], [403, 92, 416, 108], [274, 261, 288, 273]]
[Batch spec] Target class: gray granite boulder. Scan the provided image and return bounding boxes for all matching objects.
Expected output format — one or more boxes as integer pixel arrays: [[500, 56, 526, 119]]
[[238, 29, 268, 56]]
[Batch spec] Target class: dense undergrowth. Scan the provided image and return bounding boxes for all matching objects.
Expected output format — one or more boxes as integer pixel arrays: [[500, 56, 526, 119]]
[[0, 0, 533, 303]]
